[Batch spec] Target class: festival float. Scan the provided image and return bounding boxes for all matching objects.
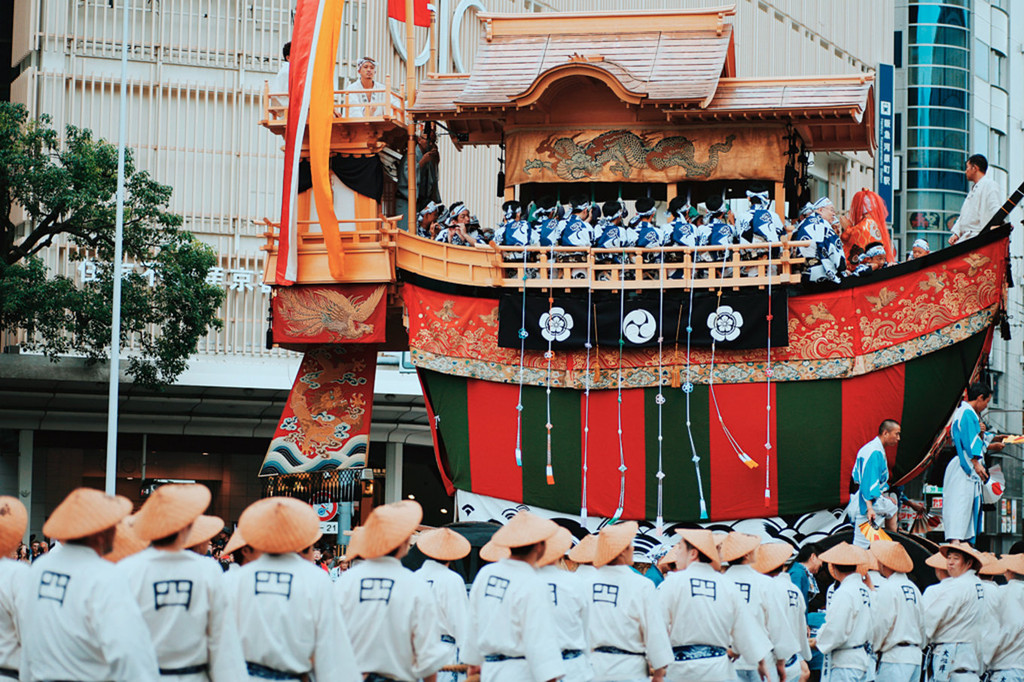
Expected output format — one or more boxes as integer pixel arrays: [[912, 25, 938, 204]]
[[257, 5, 1014, 547]]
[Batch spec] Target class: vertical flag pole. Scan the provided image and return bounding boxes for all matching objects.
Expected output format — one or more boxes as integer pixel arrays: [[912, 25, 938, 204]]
[[106, 0, 131, 495], [429, 4, 438, 73], [405, 0, 417, 232]]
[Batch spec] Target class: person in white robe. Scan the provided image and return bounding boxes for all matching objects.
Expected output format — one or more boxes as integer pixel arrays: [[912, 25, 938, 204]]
[[121, 483, 247, 681], [415, 527, 473, 682], [812, 543, 875, 682], [985, 554, 1024, 682], [15, 488, 160, 682], [569, 534, 599, 582], [944, 383, 1003, 543], [463, 511, 566, 682], [336, 501, 448, 682], [0, 496, 29, 680], [537, 527, 595, 682], [869, 541, 924, 682], [587, 521, 671, 682], [230, 497, 360, 682], [345, 57, 385, 117], [659, 528, 772, 682], [922, 542, 991, 682], [720, 532, 799, 682], [754, 542, 812, 682], [849, 420, 902, 548]]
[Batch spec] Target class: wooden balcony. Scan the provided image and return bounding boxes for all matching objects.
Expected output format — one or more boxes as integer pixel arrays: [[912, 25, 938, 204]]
[[260, 217, 399, 285], [259, 77, 408, 155]]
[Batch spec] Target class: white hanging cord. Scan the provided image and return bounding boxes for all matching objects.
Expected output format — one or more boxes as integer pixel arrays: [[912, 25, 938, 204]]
[[655, 238, 666, 535], [682, 248, 708, 520], [764, 241, 774, 506], [514, 238, 530, 468], [581, 286, 593, 525]]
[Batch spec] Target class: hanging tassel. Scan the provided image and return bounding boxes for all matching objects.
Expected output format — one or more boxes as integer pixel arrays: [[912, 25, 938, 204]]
[[610, 506, 623, 524], [699, 499, 708, 520], [580, 506, 588, 526], [546, 464, 555, 485], [515, 447, 522, 467], [738, 453, 760, 469], [656, 515, 664, 537]]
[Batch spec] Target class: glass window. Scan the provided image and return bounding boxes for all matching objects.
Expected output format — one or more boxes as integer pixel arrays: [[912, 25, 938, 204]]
[[909, 65, 969, 89], [905, 191, 970, 213], [908, 25, 969, 49], [907, 149, 967, 170], [907, 107, 968, 130], [907, 127, 968, 150], [908, 5, 969, 27], [990, 129, 1007, 168], [908, 87, 967, 109], [907, 170, 968, 192], [909, 45, 970, 68], [991, 50, 1006, 90]]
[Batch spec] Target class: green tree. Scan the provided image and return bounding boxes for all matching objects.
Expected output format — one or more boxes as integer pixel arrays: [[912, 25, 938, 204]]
[[0, 101, 224, 388]]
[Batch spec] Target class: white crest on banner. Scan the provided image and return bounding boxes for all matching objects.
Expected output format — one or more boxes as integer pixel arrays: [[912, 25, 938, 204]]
[[622, 308, 658, 344], [540, 306, 573, 342], [707, 304, 744, 342]]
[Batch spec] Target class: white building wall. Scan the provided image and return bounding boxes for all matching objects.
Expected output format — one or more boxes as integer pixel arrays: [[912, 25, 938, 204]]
[[8, 0, 893, 394]]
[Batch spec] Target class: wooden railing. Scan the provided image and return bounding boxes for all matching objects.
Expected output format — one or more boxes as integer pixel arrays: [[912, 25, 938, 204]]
[[489, 241, 812, 290], [260, 75, 408, 130], [262, 223, 811, 290]]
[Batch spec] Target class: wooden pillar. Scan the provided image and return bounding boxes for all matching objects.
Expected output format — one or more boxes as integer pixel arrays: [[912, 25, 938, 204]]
[[774, 181, 786, 224]]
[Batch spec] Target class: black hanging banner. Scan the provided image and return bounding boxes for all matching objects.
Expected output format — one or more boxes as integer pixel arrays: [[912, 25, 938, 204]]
[[498, 288, 788, 351]]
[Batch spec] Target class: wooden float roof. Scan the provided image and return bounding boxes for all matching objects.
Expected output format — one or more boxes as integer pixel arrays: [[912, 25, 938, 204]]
[[412, 5, 875, 153]]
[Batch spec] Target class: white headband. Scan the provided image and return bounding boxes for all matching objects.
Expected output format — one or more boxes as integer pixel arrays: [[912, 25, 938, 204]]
[[912, 238, 930, 251], [864, 245, 886, 258]]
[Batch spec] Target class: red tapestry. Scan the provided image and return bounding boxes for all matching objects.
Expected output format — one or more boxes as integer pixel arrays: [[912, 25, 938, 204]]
[[260, 345, 376, 475], [274, 284, 388, 345]]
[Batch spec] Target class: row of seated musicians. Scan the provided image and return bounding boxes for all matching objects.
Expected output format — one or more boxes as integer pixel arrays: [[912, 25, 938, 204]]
[[414, 190, 922, 283]]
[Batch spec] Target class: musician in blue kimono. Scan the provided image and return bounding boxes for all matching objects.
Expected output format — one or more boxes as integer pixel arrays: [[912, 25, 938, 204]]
[[793, 197, 845, 283], [845, 242, 886, 278], [496, 199, 537, 267], [435, 201, 484, 246], [557, 196, 593, 279], [848, 419, 901, 548], [943, 383, 1004, 544], [664, 196, 696, 280], [594, 200, 632, 280], [736, 186, 784, 277], [416, 201, 442, 239], [696, 194, 735, 278]]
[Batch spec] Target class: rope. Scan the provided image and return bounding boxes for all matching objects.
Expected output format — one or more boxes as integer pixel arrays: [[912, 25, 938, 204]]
[[682, 248, 709, 520], [612, 244, 627, 524], [580, 289, 593, 524], [544, 285, 555, 485], [764, 246, 774, 506], [514, 240, 529, 468], [655, 241, 666, 535]]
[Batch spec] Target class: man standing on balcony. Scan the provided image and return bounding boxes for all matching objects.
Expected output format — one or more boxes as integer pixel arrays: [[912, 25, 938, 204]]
[[345, 57, 384, 117], [948, 154, 1002, 245]]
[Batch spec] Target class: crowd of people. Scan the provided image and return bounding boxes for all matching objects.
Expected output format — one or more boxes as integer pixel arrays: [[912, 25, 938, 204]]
[[2, 483, 1022, 682]]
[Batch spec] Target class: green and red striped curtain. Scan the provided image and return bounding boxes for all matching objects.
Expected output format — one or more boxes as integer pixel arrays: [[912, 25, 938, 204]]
[[421, 329, 988, 522]]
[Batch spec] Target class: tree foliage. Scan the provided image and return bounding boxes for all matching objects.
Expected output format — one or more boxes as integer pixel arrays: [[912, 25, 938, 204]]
[[0, 101, 223, 388]]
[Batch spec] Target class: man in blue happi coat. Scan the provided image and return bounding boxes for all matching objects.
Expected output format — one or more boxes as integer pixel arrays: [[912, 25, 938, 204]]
[[943, 382, 1004, 544], [793, 197, 846, 283], [848, 419, 901, 548]]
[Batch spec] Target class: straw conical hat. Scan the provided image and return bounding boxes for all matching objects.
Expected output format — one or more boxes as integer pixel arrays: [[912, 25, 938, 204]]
[[538, 527, 574, 567], [979, 554, 1005, 576], [223, 529, 247, 556], [869, 540, 913, 573], [567, 534, 598, 564], [819, 542, 869, 566], [754, 542, 795, 574], [187, 515, 224, 548], [104, 514, 149, 563], [925, 552, 947, 570], [1002, 554, 1024, 576], [938, 540, 984, 569], [657, 546, 678, 571], [417, 527, 471, 562], [340, 527, 363, 561], [239, 497, 320, 554], [480, 538, 510, 562], [351, 500, 422, 559], [134, 483, 211, 542], [0, 496, 28, 557], [490, 511, 558, 549], [720, 532, 761, 563], [865, 551, 880, 572], [594, 521, 638, 568], [675, 528, 721, 570], [43, 488, 132, 541]]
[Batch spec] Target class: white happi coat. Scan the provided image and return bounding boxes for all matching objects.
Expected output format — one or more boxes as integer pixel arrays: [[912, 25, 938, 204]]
[[724, 564, 800, 671], [120, 547, 247, 680], [816, 572, 875, 673], [985, 580, 1024, 676], [230, 553, 360, 682], [585, 564, 672, 682], [15, 543, 160, 682], [943, 401, 987, 542], [772, 573, 812, 672], [659, 562, 772, 682], [0, 558, 28, 675], [337, 556, 448, 682], [872, 572, 924, 666], [463, 558, 565, 682], [538, 565, 594, 682], [416, 558, 471, 670], [923, 570, 991, 678]]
